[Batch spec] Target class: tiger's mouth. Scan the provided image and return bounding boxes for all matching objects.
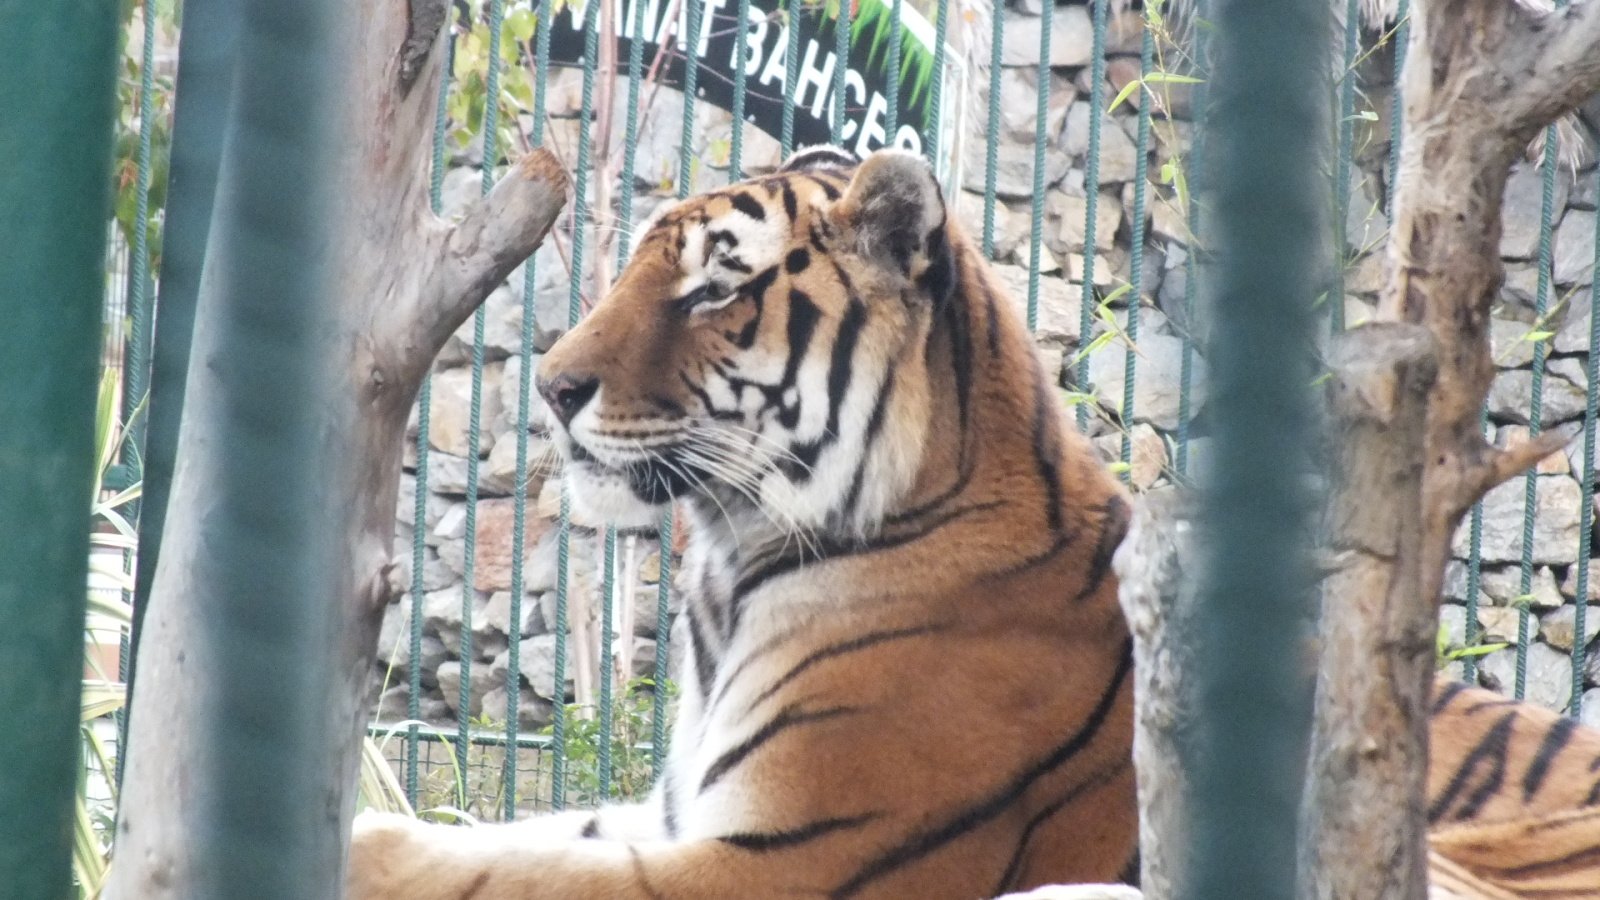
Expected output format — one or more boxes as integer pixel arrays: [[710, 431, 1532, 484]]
[[558, 435, 707, 528]]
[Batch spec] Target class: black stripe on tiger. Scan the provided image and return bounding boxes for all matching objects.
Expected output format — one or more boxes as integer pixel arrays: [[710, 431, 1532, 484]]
[[729, 192, 767, 221], [733, 622, 949, 715], [661, 766, 680, 838], [992, 759, 1132, 896], [916, 221, 955, 309], [1522, 715, 1579, 802], [1491, 839, 1600, 882], [730, 499, 1006, 602], [732, 265, 777, 349], [686, 607, 718, 705], [1429, 710, 1517, 823], [459, 872, 492, 900], [943, 265, 975, 435], [831, 639, 1135, 899], [1030, 369, 1065, 533], [719, 813, 880, 852], [781, 182, 799, 222], [783, 298, 866, 481], [626, 845, 670, 900], [1073, 496, 1132, 602], [842, 363, 898, 519], [698, 703, 861, 794], [978, 268, 1003, 358], [1432, 679, 1470, 715], [777, 290, 822, 430]]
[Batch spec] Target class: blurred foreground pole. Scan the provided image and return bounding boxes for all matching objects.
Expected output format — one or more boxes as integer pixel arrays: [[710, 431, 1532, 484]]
[[1185, 0, 1328, 897], [0, 4, 119, 898], [187, 0, 343, 896]]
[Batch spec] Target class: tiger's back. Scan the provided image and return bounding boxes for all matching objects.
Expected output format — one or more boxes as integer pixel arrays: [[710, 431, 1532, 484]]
[[1426, 679, 1600, 897]]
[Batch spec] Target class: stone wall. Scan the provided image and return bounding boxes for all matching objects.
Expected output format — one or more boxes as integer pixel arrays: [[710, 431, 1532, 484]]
[[371, 0, 1600, 730]]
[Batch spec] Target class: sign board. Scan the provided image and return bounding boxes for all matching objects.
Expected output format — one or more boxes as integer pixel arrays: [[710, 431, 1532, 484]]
[[543, 0, 969, 190]]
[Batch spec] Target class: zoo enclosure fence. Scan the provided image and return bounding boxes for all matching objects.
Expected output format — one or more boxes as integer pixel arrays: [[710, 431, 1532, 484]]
[[89, 0, 1600, 858]]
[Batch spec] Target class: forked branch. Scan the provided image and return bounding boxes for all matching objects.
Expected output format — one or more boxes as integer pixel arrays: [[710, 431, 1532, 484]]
[[390, 147, 570, 383]]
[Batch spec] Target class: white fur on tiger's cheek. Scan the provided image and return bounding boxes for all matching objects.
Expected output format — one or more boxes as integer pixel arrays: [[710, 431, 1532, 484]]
[[562, 463, 665, 530]]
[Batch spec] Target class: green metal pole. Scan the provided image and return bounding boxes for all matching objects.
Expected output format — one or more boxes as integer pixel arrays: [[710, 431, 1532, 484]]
[[1187, 0, 1327, 895], [191, 0, 342, 894], [128, 0, 239, 730], [0, 2, 119, 897]]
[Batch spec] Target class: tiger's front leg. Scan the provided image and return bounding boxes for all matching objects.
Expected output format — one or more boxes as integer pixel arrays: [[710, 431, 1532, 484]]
[[346, 795, 664, 898]]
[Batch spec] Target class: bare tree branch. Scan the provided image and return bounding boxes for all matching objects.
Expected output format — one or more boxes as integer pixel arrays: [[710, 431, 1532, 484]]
[[399, 147, 570, 378], [1505, 0, 1600, 139]]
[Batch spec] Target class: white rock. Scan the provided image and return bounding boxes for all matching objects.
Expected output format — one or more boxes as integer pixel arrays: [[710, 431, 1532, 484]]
[[1000, 5, 1094, 68], [1086, 330, 1207, 431], [1452, 477, 1582, 565]]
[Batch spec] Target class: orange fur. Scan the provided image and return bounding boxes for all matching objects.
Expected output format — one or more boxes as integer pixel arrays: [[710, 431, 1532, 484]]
[[1425, 679, 1600, 897]]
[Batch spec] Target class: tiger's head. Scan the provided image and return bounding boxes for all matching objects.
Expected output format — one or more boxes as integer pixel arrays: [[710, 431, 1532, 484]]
[[535, 146, 955, 537]]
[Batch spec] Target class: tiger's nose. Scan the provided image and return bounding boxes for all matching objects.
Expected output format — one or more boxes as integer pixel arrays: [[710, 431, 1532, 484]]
[[536, 373, 599, 427]]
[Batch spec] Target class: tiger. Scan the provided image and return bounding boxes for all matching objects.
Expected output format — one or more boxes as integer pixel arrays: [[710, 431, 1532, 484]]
[[346, 145, 1600, 899], [348, 145, 1141, 898]]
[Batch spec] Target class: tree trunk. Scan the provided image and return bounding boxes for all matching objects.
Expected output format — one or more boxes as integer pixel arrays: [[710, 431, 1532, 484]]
[[1117, 3, 1600, 898], [1296, 1, 1600, 897], [1112, 491, 1200, 899], [106, 2, 568, 896]]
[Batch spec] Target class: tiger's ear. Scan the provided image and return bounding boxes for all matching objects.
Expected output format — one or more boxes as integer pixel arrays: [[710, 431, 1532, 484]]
[[831, 149, 952, 303], [779, 144, 859, 175]]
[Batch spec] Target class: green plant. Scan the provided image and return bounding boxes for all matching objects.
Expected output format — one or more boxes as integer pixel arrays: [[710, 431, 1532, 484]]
[[1434, 621, 1509, 670], [542, 677, 676, 808]]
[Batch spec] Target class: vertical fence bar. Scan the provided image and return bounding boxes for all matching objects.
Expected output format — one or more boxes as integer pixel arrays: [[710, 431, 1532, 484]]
[[615, 0, 653, 784], [453, 0, 507, 806], [1175, 2, 1209, 478], [781, 0, 802, 155], [831, 0, 850, 143], [1515, 125, 1560, 700], [1024, 0, 1053, 333], [1387, 0, 1408, 223], [1186, 0, 1325, 894], [1330, 0, 1358, 334], [729, 0, 753, 179], [1120, 15, 1155, 478], [597, 528, 617, 795], [190, 0, 343, 891], [525, 0, 556, 809], [679, 0, 705, 195], [978, 0, 1002, 259], [886, 0, 905, 141], [410, 27, 454, 808], [118, 7, 162, 767], [1574, 176, 1600, 720], [923, 0, 948, 158], [555, 0, 602, 811], [1076, 0, 1108, 432], [0, 3, 118, 894], [1464, 411, 1488, 683], [129, 0, 239, 724]]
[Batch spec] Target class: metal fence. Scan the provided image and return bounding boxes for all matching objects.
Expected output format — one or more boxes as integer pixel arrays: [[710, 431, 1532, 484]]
[[85, 0, 1600, 844]]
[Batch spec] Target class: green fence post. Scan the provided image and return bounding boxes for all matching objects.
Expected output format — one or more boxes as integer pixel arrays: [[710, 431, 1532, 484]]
[[128, 0, 239, 757], [1186, 0, 1327, 895], [0, 4, 119, 897], [189, 0, 342, 893]]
